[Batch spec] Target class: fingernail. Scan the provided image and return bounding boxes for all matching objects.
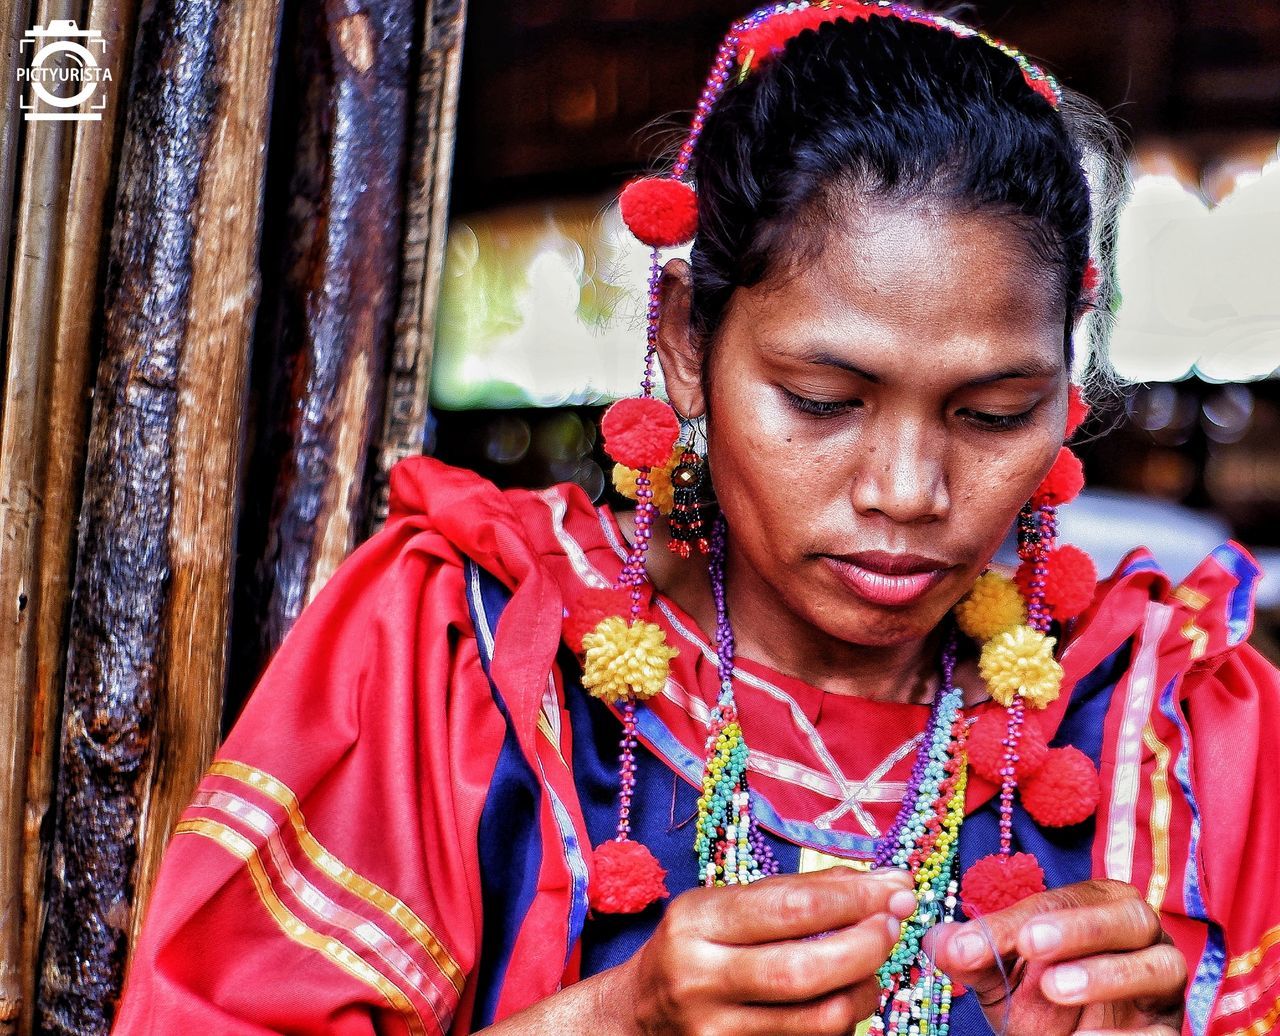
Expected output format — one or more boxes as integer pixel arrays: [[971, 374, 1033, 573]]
[[953, 931, 986, 968], [1049, 963, 1088, 1000], [1027, 921, 1062, 953], [886, 914, 903, 940], [889, 890, 917, 919]]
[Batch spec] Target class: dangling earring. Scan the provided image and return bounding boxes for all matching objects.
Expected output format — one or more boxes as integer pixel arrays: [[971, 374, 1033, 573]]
[[957, 383, 1102, 918], [667, 441, 710, 558]]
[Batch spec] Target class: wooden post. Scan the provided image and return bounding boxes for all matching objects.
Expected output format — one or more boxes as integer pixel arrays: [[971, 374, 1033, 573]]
[[0, 2, 140, 1034], [369, 0, 468, 534], [35, 0, 281, 1031], [225, 0, 426, 716]]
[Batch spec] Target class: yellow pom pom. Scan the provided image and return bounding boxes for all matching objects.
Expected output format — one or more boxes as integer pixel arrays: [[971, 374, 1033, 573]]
[[955, 571, 1027, 643], [979, 625, 1063, 708], [611, 445, 682, 515], [581, 615, 678, 703]]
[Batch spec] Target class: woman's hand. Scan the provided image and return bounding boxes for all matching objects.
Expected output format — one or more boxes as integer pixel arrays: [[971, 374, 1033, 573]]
[[617, 867, 916, 1036], [930, 878, 1187, 1035]]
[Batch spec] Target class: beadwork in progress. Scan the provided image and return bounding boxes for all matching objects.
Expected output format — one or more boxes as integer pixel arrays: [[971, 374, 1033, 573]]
[[869, 631, 967, 1034]]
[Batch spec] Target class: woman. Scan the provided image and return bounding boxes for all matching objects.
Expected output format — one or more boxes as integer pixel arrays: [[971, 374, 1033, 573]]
[[113, 4, 1279, 1035]]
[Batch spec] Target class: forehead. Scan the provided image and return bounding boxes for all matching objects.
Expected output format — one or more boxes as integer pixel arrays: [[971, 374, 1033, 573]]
[[725, 201, 1066, 370]]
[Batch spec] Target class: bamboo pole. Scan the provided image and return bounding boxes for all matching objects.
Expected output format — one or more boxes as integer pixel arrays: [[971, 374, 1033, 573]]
[[368, 0, 468, 534], [0, 0, 31, 321], [21, 4, 144, 1024], [35, 0, 281, 1031], [0, 2, 139, 1034], [127, 0, 283, 962], [226, 0, 421, 716], [0, 0, 78, 1019]]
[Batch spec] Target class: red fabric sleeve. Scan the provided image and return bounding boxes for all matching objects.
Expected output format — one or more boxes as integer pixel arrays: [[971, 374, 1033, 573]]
[[112, 460, 563, 1034], [1186, 643, 1280, 1035]]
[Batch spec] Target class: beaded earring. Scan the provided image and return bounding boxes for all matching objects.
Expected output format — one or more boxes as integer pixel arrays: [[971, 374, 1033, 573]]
[[668, 443, 711, 558], [577, 1, 1097, 930], [955, 382, 1102, 916]]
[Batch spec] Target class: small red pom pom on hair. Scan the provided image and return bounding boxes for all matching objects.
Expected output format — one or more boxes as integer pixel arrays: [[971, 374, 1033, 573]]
[[1065, 383, 1090, 439], [1020, 746, 1100, 827], [1033, 447, 1084, 507], [601, 397, 681, 469], [961, 852, 1046, 918], [1016, 544, 1098, 621], [620, 178, 699, 248], [1082, 257, 1101, 298], [589, 839, 669, 914]]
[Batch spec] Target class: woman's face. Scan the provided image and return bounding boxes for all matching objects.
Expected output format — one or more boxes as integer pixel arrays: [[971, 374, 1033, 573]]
[[658, 200, 1070, 649]]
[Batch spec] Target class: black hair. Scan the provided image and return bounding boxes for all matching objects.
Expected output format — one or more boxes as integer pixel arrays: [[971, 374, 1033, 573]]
[[686, 13, 1125, 378]]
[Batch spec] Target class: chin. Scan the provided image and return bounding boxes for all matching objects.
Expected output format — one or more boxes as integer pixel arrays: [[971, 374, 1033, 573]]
[[819, 601, 947, 649]]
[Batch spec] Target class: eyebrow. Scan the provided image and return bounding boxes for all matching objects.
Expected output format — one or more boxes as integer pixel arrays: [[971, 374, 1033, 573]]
[[799, 349, 1061, 386]]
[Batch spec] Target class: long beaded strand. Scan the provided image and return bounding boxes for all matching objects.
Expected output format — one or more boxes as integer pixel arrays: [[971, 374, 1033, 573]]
[[870, 630, 968, 1036], [694, 515, 779, 885]]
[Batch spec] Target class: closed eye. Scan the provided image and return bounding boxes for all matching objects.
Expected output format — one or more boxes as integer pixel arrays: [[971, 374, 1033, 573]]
[[783, 387, 863, 417], [958, 407, 1036, 431]]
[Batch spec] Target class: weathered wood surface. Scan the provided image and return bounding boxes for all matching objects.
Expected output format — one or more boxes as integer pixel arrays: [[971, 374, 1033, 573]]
[[0, 0, 31, 310], [0, 0, 76, 1017], [0, 0, 465, 1029], [226, 0, 421, 716], [35, 0, 280, 1031], [127, 0, 284, 964], [368, 0, 468, 534], [0, 2, 140, 1034]]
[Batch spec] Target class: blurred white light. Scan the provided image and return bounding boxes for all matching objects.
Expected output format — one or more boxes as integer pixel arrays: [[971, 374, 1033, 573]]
[[1110, 156, 1280, 383], [435, 147, 1280, 408]]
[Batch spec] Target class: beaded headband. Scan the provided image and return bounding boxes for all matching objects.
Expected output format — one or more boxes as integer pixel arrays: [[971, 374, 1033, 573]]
[[571, 0, 1103, 928]]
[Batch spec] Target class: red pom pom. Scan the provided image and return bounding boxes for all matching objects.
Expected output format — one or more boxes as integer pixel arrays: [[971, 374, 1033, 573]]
[[589, 839, 669, 914], [564, 587, 647, 651], [1065, 383, 1090, 439], [619, 178, 699, 248], [1016, 544, 1098, 622], [1082, 258, 1101, 298], [1033, 447, 1084, 507], [601, 398, 680, 469], [1020, 746, 1100, 828], [961, 852, 1046, 918], [966, 711, 1050, 784]]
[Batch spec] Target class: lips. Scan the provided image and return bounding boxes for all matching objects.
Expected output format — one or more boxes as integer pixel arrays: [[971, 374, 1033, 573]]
[[822, 550, 952, 607]]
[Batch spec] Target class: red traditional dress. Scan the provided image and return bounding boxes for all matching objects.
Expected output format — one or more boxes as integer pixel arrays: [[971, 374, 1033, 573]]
[[112, 456, 1280, 1035]]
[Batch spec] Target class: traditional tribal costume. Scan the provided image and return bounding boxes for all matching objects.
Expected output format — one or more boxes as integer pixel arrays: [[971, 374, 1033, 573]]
[[114, 456, 1279, 1035], [116, 4, 1280, 1035]]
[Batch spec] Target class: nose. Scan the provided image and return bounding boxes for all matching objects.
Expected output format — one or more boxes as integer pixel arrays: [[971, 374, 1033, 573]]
[[850, 419, 949, 524]]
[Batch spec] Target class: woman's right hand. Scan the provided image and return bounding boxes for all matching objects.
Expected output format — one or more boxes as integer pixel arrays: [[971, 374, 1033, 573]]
[[619, 867, 916, 1036]]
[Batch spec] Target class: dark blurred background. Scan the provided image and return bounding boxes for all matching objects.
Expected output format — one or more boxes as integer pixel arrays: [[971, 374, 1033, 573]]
[[430, 0, 1280, 653]]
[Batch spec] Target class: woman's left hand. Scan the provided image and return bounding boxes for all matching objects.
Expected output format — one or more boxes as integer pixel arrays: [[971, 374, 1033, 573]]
[[930, 878, 1187, 1035]]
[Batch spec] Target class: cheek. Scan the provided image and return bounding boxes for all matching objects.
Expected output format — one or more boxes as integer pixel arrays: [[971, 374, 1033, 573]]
[[705, 377, 827, 533], [956, 437, 1060, 525]]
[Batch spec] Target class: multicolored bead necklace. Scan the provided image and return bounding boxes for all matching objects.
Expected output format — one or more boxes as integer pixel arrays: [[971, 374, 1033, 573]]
[[694, 514, 779, 886], [870, 631, 967, 1034], [691, 511, 972, 1028]]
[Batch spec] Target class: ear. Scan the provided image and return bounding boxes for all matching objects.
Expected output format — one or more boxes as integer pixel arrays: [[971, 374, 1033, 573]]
[[655, 258, 706, 419]]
